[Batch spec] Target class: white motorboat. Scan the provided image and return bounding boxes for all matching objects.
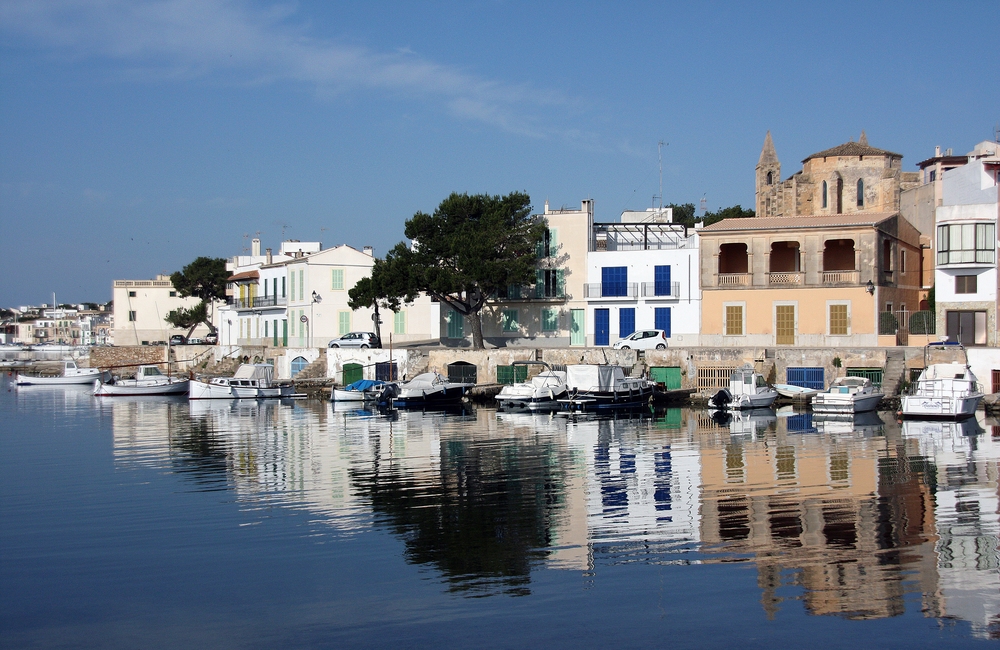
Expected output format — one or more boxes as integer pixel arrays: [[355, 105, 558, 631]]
[[94, 365, 189, 396], [495, 361, 568, 411], [393, 372, 474, 408], [812, 376, 884, 414], [901, 341, 984, 419], [332, 379, 397, 403], [557, 364, 653, 411], [191, 364, 294, 399], [15, 360, 109, 386], [772, 383, 819, 400], [708, 364, 778, 410], [710, 406, 776, 438]]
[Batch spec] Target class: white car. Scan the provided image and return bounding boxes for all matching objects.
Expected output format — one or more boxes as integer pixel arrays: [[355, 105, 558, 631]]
[[328, 332, 382, 349], [612, 329, 667, 350]]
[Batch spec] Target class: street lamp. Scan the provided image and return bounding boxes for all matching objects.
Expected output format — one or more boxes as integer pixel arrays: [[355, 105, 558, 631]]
[[310, 291, 322, 348]]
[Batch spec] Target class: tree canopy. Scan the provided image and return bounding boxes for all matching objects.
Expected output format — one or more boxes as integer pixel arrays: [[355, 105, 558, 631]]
[[361, 191, 545, 349], [667, 202, 755, 228], [168, 257, 230, 335]]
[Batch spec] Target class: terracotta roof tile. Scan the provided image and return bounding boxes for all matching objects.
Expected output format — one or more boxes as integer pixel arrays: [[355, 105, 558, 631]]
[[803, 141, 902, 162]]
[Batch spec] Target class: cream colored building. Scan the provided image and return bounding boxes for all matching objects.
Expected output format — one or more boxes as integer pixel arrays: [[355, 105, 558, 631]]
[[112, 274, 211, 346]]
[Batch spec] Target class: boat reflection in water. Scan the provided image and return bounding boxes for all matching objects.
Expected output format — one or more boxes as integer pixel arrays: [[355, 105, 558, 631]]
[[104, 398, 1000, 636]]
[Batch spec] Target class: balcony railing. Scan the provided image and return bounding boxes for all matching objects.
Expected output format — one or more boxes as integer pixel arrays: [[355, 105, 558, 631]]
[[717, 273, 751, 287], [640, 282, 681, 298], [822, 270, 860, 284], [768, 272, 803, 285], [492, 286, 566, 301], [228, 295, 288, 310], [584, 283, 639, 299]]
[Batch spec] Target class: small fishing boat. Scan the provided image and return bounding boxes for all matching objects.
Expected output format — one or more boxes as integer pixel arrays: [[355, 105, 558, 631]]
[[772, 383, 819, 400], [94, 365, 189, 396], [708, 364, 778, 410], [191, 364, 294, 399], [15, 360, 109, 386], [812, 376, 884, 414], [901, 341, 984, 419], [332, 379, 397, 403], [557, 364, 653, 411], [393, 372, 473, 408], [495, 361, 567, 412]]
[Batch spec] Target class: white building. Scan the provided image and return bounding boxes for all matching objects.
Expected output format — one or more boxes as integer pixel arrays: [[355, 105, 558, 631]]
[[112, 275, 210, 346], [585, 207, 701, 346], [934, 141, 1000, 346]]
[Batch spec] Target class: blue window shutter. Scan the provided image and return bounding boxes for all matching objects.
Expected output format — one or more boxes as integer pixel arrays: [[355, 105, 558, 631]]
[[595, 309, 610, 346], [655, 307, 671, 337], [620, 308, 635, 338]]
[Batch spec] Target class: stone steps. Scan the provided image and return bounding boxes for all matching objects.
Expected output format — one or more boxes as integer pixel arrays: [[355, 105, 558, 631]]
[[883, 349, 906, 396]]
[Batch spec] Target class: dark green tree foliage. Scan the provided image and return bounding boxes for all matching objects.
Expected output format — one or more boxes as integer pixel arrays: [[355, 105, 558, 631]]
[[348, 256, 418, 344], [666, 203, 697, 228], [168, 257, 231, 334], [701, 204, 755, 227], [367, 192, 544, 349], [165, 302, 208, 338]]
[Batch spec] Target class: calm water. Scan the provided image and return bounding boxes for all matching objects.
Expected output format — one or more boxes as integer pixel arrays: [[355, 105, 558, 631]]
[[2, 378, 999, 648]]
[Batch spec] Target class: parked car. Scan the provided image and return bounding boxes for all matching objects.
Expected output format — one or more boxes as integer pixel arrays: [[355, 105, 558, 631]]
[[169, 334, 187, 346], [204, 333, 218, 345], [328, 332, 382, 349], [612, 329, 667, 350]]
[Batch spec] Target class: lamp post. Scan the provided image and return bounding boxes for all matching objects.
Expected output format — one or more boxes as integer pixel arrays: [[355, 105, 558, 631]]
[[310, 291, 322, 348]]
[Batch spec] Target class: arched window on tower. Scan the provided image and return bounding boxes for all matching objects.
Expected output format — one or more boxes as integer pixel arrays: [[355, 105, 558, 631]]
[[766, 171, 773, 185], [821, 181, 828, 209], [856, 179, 864, 208]]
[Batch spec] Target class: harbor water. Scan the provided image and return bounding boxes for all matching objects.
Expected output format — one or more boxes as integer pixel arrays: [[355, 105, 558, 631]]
[[2, 377, 999, 648]]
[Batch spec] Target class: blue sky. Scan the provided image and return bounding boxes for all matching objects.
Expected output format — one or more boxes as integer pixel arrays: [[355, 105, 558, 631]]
[[1, 1, 996, 306]]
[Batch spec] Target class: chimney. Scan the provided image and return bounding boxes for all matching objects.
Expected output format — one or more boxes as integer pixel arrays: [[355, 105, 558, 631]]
[[265, 248, 272, 264], [363, 246, 374, 256], [252, 238, 261, 257], [935, 146, 941, 157], [544, 199, 550, 213]]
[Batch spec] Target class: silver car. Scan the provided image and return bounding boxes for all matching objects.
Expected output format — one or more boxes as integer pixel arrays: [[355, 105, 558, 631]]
[[328, 332, 382, 349]]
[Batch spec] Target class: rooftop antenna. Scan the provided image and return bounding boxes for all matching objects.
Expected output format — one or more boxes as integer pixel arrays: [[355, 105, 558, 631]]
[[700, 194, 707, 216], [242, 233, 250, 254], [995, 123, 999, 143], [657, 140, 667, 210]]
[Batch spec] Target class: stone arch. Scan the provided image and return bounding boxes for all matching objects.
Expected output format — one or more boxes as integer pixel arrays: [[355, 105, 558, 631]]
[[290, 356, 308, 377], [766, 171, 773, 185]]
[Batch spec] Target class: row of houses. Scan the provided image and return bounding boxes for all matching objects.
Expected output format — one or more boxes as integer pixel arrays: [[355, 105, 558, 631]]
[[110, 133, 1000, 351], [2, 306, 113, 346]]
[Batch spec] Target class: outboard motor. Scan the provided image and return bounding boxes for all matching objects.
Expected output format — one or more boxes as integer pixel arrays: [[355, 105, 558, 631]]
[[710, 388, 733, 409]]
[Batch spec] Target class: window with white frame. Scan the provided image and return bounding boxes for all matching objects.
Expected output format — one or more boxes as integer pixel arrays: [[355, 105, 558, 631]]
[[937, 223, 996, 265]]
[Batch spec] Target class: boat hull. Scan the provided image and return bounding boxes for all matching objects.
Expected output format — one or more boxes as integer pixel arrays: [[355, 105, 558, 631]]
[[901, 394, 982, 419], [16, 370, 109, 386], [94, 379, 190, 396], [393, 385, 469, 408], [813, 392, 883, 414], [558, 386, 654, 411], [773, 384, 818, 400], [189, 379, 235, 399], [332, 388, 368, 402]]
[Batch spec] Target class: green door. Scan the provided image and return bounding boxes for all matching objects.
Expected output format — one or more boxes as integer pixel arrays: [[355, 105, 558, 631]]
[[343, 363, 363, 385], [650, 367, 682, 390], [570, 309, 585, 346]]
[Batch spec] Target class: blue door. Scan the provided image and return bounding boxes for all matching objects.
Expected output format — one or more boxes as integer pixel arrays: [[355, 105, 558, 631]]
[[787, 367, 824, 390], [619, 308, 635, 339], [601, 266, 627, 297], [655, 307, 672, 337], [595, 309, 610, 346], [654, 265, 672, 296]]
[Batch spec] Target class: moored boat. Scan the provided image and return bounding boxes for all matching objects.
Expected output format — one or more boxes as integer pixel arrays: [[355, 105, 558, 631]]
[[393, 372, 473, 408], [495, 361, 567, 412], [773, 383, 819, 400], [94, 365, 189, 396], [557, 364, 653, 411], [812, 376, 884, 414], [332, 379, 397, 403], [901, 341, 984, 419], [708, 364, 778, 410], [15, 360, 109, 386]]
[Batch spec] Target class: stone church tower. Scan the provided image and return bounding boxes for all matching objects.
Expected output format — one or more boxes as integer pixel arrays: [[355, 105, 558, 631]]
[[754, 131, 920, 218]]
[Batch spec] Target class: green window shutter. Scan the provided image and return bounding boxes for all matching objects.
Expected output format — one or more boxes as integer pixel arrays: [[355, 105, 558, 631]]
[[542, 308, 558, 331], [536, 269, 544, 298], [394, 311, 406, 334], [556, 269, 564, 297], [550, 228, 557, 255], [282, 320, 287, 345], [299, 270, 304, 301], [338, 311, 351, 335], [447, 310, 464, 338], [535, 237, 544, 259], [289, 272, 295, 301], [332, 268, 344, 291]]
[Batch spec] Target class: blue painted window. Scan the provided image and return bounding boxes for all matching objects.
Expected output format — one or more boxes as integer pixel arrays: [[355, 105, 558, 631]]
[[787, 367, 824, 390], [290, 356, 308, 377], [595, 308, 610, 346], [655, 307, 672, 337], [619, 308, 635, 338], [654, 265, 672, 296], [601, 266, 627, 297]]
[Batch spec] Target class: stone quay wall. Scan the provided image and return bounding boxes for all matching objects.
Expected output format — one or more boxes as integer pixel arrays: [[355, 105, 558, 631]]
[[90, 345, 215, 374]]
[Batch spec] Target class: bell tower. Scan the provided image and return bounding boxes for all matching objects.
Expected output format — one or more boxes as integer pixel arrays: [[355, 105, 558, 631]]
[[755, 131, 781, 217]]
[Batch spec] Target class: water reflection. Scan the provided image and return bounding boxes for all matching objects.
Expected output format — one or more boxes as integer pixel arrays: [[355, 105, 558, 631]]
[[94, 393, 1000, 633]]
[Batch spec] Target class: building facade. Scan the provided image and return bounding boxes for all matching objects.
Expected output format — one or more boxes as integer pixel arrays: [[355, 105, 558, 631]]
[[112, 275, 209, 346]]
